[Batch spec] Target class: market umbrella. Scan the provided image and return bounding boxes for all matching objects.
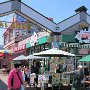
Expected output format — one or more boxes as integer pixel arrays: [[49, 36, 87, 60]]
[[0, 54, 4, 57], [26, 54, 48, 60], [33, 48, 75, 57], [13, 55, 26, 60], [79, 55, 90, 61], [0, 50, 13, 54]]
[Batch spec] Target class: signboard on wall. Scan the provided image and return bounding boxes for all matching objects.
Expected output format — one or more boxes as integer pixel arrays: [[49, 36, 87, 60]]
[[12, 44, 26, 52], [30, 32, 38, 46], [75, 27, 90, 43], [38, 31, 50, 38]]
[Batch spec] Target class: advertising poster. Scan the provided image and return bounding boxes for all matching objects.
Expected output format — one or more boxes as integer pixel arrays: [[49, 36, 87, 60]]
[[38, 75, 43, 84], [62, 74, 70, 86], [50, 63, 56, 72], [30, 73, 36, 84], [43, 74, 49, 83], [38, 74, 49, 84], [52, 73, 60, 85]]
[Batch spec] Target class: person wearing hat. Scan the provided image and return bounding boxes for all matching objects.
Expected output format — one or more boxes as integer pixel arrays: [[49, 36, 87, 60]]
[[7, 63, 23, 90], [64, 65, 84, 90]]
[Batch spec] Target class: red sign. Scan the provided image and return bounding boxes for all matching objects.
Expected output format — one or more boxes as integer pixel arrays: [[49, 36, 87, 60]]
[[12, 44, 26, 52]]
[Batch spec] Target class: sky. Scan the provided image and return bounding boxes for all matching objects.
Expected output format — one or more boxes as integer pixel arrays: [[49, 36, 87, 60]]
[[0, 0, 90, 45]]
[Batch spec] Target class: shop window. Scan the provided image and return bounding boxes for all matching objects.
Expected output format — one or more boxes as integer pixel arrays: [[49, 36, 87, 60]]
[[41, 44, 45, 51], [35, 46, 40, 53], [45, 43, 50, 50], [29, 48, 34, 54]]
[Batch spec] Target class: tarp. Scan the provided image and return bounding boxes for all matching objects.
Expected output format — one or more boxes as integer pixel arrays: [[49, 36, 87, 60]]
[[34, 48, 75, 57], [79, 55, 90, 61]]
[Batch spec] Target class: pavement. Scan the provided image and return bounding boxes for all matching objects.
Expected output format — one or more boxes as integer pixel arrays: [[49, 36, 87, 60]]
[[0, 73, 72, 90], [0, 73, 51, 90], [0, 74, 8, 90]]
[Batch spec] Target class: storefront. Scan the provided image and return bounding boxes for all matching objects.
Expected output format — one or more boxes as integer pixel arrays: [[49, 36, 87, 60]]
[[1, 1, 90, 89]]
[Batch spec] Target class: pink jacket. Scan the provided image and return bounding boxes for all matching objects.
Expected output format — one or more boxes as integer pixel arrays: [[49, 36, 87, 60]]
[[7, 68, 23, 89]]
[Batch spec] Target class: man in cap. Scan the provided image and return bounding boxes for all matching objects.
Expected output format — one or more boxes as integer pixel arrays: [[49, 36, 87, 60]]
[[64, 65, 84, 90]]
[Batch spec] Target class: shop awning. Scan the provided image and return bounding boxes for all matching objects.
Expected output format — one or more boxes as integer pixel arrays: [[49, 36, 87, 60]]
[[34, 48, 75, 57], [26, 55, 48, 60], [13, 55, 26, 61], [79, 55, 90, 61]]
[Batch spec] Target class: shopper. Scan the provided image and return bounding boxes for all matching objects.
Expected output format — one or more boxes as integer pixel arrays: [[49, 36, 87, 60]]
[[7, 63, 23, 90], [84, 75, 90, 90], [31, 60, 40, 85], [24, 66, 30, 86], [64, 65, 84, 90], [84, 67, 89, 77]]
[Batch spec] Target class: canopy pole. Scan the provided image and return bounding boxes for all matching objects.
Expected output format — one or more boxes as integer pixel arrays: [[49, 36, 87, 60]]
[[75, 56, 76, 69]]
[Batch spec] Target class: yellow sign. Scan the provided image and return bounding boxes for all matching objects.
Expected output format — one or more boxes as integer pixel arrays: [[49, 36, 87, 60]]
[[0, 21, 31, 30]]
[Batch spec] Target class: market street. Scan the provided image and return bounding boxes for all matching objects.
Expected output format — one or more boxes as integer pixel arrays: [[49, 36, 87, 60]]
[[0, 74, 8, 90]]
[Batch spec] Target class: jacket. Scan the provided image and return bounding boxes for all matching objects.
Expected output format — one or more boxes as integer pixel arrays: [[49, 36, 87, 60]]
[[7, 68, 23, 89]]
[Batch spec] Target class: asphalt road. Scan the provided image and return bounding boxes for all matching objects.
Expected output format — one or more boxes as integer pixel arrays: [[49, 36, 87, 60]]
[[0, 79, 8, 90]]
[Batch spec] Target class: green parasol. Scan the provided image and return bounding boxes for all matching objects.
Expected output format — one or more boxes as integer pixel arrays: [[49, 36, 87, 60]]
[[79, 55, 90, 61]]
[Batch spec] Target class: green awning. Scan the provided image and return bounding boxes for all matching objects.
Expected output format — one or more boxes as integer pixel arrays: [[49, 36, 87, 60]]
[[62, 35, 76, 42], [37, 36, 47, 45], [26, 42, 31, 48], [26, 36, 49, 48], [79, 55, 90, 61]]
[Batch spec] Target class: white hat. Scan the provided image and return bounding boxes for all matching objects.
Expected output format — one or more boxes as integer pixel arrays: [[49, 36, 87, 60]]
[[78, 65, 83, 68]]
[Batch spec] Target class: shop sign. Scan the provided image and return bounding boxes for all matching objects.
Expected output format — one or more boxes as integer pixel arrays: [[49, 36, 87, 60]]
[[75, 27, 90, 43], [38, 31, 50, 38], [30, 32, 38, 46], [79, 48, 89, 54], [12, 44, 26, 52], [0, 21, 31, 30], [79, 24, 87, 29]]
